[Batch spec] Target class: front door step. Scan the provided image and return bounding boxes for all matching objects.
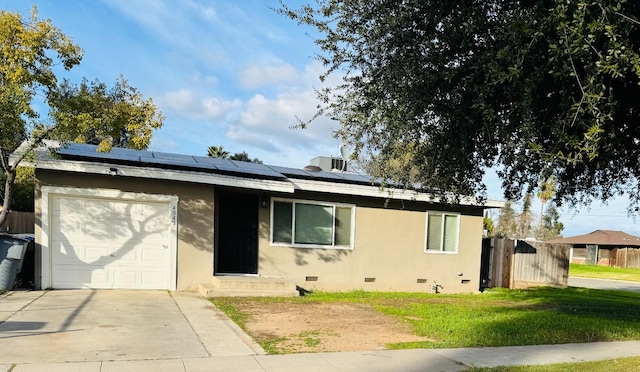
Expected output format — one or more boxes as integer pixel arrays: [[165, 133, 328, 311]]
[[198, 276, 299, 298]]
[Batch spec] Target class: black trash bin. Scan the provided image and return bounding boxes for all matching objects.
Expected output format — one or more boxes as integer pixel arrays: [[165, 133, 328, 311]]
[[0, 234, 31, 290], [13, 234, 35, 289]]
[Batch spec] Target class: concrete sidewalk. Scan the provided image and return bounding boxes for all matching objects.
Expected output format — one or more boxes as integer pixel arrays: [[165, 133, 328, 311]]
[[2, 290, 640, 371], [3, 341, 640, 371]]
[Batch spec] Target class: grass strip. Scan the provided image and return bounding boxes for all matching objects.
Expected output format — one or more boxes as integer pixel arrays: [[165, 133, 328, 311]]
[[569, 263, 640, 282], [470, 356, 640, 371], [212, 287, 640, 351]]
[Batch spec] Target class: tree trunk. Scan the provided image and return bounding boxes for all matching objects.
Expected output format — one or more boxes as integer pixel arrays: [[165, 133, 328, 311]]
[[0, 168, 16, 229]]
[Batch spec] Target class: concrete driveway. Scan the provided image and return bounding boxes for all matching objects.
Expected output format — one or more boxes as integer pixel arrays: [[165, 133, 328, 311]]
[[0, 290, 262, 367], [568, 277, 640, 293]]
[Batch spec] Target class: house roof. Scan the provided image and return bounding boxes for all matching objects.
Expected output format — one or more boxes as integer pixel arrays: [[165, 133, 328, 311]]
[[546, 230, 640, 247], [20, 143, 504, 208]]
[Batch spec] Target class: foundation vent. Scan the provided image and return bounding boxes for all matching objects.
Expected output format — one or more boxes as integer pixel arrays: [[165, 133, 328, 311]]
[[305, 276, 318, 282], [364, 277, 376, 283]]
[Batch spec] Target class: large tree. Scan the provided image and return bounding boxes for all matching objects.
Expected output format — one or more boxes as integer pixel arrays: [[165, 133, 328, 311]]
[[49, 76, 164, 150], [280, 0, 640, 209], [0, 8, 163, 228], [537, 204, 565, 240]]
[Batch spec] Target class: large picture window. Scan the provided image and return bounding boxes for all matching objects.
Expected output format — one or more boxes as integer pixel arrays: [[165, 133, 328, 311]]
[[271, 199, 354, 249], [425, 212, 459, 253]]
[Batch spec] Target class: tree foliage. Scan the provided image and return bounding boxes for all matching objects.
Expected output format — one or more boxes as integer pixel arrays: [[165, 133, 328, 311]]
[[49, 76, 164, 151], [207, 145, 230, 158], [483, 212, 495, 237], [495, 201, 518, 239], [0, 8, 163, 227], [538, 204, 565, 240], [0, 167, 34, 212], [517, 193, 534, 239], [229, 151, 263, 164], [280, 0, 640, 210], [207, 146, 263, 164]]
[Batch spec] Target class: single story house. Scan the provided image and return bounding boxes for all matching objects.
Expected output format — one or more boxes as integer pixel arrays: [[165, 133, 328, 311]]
[[548, 230, 640, 268], [21, 143, 503, 295]]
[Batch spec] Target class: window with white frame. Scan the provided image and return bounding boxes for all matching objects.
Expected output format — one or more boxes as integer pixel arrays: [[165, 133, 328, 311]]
[[271, 199, 354, 249], [425, 212, 459, 253]]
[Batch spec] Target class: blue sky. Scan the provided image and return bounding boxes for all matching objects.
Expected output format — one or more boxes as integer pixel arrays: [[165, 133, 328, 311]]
[[5, 1, 638, 237]]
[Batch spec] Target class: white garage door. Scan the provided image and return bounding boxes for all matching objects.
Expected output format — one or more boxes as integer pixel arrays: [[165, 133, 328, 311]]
[[50, 194, 174, 289]]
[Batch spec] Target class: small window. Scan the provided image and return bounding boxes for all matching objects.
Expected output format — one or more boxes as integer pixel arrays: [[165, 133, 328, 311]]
[[271, 199, 354, 249], [425, 212, 459, 253]]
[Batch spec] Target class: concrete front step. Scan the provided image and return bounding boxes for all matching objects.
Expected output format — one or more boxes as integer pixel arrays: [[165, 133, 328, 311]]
[[211, 276, 296, 290], [198, 283, 299, 298], [198, 276, 300, 298]]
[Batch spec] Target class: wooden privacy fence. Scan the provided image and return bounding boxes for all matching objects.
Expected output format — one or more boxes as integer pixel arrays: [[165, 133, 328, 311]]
[[481, 238, 571, 290], [611, 248, 640, 269], [0, 211, 35, 234]]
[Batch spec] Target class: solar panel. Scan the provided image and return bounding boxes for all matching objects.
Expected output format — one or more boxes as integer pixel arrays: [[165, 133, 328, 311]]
[[228, 161, 284, 178], [267, 165, 311, 177], [337, 173, 374, 184], [58, 144, 142, 163], [57, 144, 382, 184], [141, 156, 214, 170], [192, 155, 286, 178], [270, 165, 374, 185], [193, 156, 235, 169], [151, 151, 197, 161], [309, 171, 346, 181]]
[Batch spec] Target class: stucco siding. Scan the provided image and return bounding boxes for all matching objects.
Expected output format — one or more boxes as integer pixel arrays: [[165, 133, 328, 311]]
[[36, 169, 484, 293], [35, 169, 214, 291], [258, 196, 483, 293]]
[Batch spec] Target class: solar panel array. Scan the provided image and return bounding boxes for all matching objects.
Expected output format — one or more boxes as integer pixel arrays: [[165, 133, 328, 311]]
[[57, 143, 375, 186]]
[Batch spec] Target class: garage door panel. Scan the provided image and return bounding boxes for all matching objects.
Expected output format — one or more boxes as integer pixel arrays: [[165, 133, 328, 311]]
[[84, 246, 112, 262], [50, 195, 173, 289], [56, 219, 85, 238], [53, 266, 111, 289], [51, 240, 86, 263], [142, 247, 167, 263], [141, 271, 166, 287]]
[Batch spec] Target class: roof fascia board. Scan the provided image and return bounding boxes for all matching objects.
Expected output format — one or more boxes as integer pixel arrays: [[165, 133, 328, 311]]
[[290, 178, 505, 208], [36, 159, 295, 193]]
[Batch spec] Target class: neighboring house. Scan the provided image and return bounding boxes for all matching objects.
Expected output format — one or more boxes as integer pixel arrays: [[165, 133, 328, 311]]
[[548, 230, 640, 268], [20, 144, 503, 295]]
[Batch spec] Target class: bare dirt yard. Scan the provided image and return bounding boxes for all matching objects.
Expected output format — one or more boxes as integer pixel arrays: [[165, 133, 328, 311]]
[[218, 299, 431, 354]]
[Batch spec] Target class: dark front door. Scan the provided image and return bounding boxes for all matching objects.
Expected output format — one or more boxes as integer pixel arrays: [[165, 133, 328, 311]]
[[479, 238, 492, 291], [215, 192, 259, 274]]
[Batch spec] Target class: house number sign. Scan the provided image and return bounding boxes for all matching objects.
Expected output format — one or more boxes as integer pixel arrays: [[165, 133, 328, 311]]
[[171, 205, 177, 226]]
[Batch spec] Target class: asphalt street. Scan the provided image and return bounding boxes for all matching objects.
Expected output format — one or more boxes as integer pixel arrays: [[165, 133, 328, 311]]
[[568, 276, 640, 293]]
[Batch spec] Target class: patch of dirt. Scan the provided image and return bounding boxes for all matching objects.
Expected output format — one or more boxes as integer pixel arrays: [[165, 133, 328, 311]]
[[237, 301, 432, 353]]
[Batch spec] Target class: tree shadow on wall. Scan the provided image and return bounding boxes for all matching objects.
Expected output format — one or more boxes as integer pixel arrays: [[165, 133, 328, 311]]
[[176, 196, 213, 253], [51, 195, 170, 287]]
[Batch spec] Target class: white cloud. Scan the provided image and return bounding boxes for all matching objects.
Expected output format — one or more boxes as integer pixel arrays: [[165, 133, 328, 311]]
[[226, 87, 340, 159], [239, 64, 300, 89], [162, 89, 241, 120], [100, 0, 228, 65], [157, 59, 345, 167], [187, 0, 217, 21]]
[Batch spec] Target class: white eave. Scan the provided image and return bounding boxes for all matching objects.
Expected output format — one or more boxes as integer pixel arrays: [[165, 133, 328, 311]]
[[19, 144, 504, 207], [289, 178, 505, 208], [34, 158, 295, 194]]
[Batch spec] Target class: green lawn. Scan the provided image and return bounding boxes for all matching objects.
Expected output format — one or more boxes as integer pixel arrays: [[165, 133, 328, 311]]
[[213, 287, 640, 350], [570, 263, 640, 282], [471, 356, 640, 371]]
